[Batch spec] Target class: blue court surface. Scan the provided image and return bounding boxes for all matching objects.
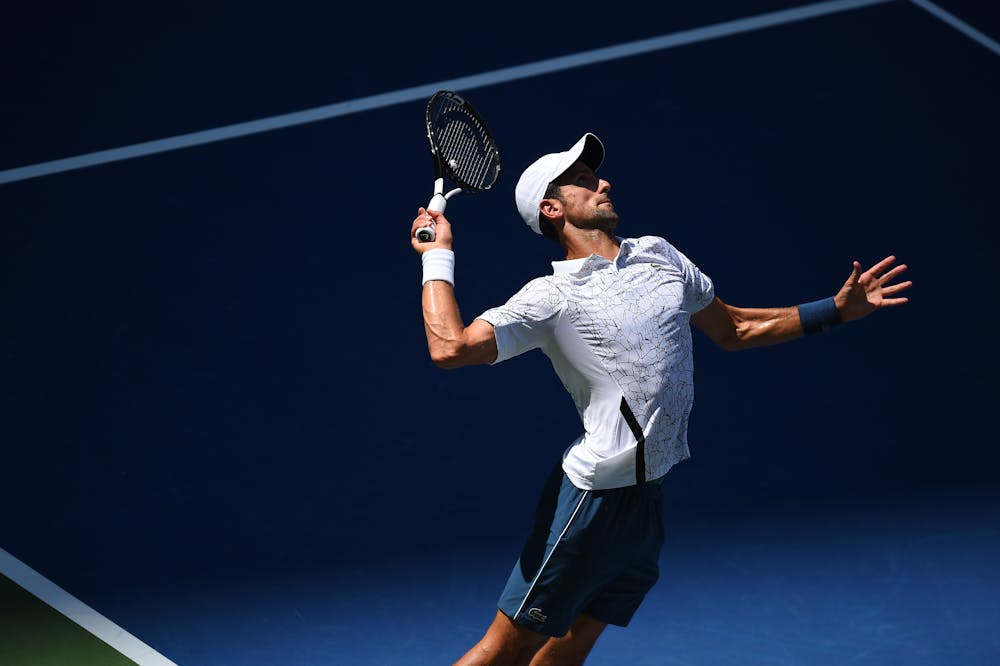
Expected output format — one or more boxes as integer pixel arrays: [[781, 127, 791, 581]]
[[2, 1, 999, 664]]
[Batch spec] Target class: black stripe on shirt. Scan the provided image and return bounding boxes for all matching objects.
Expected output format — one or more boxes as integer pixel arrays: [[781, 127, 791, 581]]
[[619, 396, 646, 485]]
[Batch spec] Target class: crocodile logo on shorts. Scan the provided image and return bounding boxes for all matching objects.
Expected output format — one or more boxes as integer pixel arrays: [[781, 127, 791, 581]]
[[527, 607, 547, 623]]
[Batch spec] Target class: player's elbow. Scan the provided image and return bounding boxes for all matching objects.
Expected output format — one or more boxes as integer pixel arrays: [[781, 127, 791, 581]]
[[432, 352, 464, 369], [429, 336, 495, 368], [718, 330, 746, 351], [429, 342, 467, 369], [703, 325, 741, 351], [702, 321, 754, 351]]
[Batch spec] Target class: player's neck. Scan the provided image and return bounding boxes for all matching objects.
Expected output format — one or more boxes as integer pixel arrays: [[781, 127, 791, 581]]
[[561, 227, 620, 262]]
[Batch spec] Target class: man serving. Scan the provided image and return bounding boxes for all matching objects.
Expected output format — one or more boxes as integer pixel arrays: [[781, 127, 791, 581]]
[[411, 133, 910, 666]]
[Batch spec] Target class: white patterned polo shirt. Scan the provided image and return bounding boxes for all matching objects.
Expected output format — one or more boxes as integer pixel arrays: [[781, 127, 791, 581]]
[[476, 236, 715, 490]]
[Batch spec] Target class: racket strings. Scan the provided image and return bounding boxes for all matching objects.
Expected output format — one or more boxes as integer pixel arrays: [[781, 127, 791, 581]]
[[438, 114, 491, 186], [447, 123, 491, 187], [429, 99, 499, 191]]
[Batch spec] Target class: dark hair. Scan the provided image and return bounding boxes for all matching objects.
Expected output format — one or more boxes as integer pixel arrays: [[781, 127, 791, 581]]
[[538, 182, 562, 242]]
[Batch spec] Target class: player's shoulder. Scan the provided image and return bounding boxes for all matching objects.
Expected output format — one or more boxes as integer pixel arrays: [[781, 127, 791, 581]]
[[512, 273, 564, 299], [625, 236, 709, 280], [628, 235, 684, 260]]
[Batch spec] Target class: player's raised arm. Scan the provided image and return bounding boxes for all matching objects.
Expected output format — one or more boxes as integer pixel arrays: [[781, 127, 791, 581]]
[[411, 208, 497, 369], [692, 255, 911, 351]]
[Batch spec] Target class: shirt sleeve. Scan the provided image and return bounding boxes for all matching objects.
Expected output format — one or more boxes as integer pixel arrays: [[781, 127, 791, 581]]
[[475, 277, 564, 365], [660, 239, 715, 313]]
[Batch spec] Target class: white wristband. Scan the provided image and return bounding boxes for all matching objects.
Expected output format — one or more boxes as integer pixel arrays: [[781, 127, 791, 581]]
[[421, 249, 455, 286]]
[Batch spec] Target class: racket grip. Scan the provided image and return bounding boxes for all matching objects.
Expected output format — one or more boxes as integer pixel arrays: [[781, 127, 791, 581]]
[[415, 223, 436, 242], [417, 193, 448, 242]]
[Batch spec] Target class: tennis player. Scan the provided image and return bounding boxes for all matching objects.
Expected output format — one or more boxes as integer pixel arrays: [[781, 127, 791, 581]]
[[410, 133, 910, 666]]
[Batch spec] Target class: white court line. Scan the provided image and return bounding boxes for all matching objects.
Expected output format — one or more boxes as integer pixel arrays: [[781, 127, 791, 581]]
[[0, 547, 178, 666], [908, 0, 1000, 56], [0, 0, 892, 186]]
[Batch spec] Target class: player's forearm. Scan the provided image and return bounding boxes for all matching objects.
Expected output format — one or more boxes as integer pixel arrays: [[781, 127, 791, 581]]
[[727, 296, 850, 349], [424, 279, 502, 369], [725, 305, 808, 350], [422, 280, 465, 362]]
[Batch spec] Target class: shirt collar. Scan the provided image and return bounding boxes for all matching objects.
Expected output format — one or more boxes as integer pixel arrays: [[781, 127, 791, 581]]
[[551, 257, 588, 275], [550, 238, 633, 275]]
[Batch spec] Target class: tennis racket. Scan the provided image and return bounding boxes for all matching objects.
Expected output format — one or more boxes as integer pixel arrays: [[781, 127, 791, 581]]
[[415, 90, 501, 242]]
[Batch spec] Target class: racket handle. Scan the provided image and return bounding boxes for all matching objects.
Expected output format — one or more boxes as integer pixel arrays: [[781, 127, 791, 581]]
[[416, 193, 449, 242], [415, 223, 436, 242]]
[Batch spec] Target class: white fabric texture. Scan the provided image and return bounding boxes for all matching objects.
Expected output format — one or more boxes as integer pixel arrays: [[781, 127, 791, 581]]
[[421, 248, 455, 286], [477, 236, 714, 490]]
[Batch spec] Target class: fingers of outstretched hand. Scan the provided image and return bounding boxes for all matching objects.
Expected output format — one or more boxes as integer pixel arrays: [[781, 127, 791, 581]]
[[878, 276, 912, 307], [864, 255, 901, 279], [877, 263, 909, 286], [882, 279, 912, 295], [865, 257, 911, 308], [838, 256, 911, 320]]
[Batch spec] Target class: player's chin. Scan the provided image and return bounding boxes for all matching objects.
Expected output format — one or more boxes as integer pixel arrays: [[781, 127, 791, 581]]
[[589, 209, 620, 228]]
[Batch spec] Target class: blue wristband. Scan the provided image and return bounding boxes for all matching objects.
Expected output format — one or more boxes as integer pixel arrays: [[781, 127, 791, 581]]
[[798, 297, 841, 335]]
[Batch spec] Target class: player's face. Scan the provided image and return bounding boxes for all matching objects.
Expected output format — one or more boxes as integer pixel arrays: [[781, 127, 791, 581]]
[[553, 161, 618, 230]]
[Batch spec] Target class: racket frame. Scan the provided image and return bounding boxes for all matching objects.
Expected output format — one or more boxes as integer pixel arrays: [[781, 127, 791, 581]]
[[416, 91, 500, 242]]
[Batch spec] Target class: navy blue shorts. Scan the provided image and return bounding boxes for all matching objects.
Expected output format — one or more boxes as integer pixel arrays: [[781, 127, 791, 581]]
[[498, 463, 665, 637]]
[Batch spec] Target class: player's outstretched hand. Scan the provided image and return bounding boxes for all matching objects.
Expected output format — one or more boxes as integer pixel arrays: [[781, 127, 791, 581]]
[[835, 255, 911, 323], [410, 208, 453, 254]]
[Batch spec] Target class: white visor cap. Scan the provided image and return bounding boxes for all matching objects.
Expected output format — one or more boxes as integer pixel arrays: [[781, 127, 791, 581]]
[[515, 133, 605, 234]]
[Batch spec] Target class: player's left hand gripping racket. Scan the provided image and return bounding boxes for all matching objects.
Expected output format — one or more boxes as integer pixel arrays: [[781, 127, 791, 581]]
[[415, 90, 501, 242]]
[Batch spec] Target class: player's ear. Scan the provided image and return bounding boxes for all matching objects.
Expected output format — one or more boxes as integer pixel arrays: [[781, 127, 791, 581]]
[[539, 198, 562, 221]]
